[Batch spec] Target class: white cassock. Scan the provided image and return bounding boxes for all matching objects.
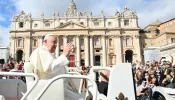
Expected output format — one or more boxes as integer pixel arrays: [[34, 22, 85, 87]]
[[30, 46, 84, 100]]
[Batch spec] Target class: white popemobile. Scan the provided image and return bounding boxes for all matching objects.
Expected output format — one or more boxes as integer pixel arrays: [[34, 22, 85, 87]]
[[0, 63, 175, 100]]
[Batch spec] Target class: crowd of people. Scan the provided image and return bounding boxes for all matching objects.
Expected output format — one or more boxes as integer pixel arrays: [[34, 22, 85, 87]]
[[0, 59, 24, 80], [133, 57, 175, 100], [0, 59, 24, 72]]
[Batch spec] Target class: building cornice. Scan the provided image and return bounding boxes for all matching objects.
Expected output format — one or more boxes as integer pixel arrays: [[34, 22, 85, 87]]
[[10, 27, 140, 33]]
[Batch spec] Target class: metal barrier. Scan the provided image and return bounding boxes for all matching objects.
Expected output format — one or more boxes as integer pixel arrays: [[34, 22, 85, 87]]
[[0, 72, 39, 100], [67, 72, 81, 75], [66, 67, 82, 72], [91, 66, 111, 71], [36, 74, 98, 100]]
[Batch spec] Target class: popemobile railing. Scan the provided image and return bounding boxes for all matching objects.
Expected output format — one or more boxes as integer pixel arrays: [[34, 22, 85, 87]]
[[35, 74, 98, 100], [0, 72, 39, 100]]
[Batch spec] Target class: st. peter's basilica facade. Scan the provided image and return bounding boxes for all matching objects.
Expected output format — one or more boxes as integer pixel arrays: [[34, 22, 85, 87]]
[[10, 0, 142, 67]]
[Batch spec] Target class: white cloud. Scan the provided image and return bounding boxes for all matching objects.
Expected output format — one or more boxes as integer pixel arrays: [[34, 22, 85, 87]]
[[12, 0, 120, 17], [0, 25, 10, 46], [12, 0, 175, 28]]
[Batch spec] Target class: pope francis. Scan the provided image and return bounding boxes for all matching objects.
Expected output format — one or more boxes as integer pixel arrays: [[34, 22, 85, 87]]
[[30, 34, 84, 100]]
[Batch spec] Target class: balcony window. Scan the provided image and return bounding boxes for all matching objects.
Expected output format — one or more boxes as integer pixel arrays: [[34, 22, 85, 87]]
[[124, 20, 129, 26], [45, 23, 50, 27], [19, 22, 24, 28], [108, 22, 112, 26], [94, 22, 99, 26]]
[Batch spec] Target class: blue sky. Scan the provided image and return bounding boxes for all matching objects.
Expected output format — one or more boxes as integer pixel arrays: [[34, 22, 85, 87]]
[[0, 0, 17, 26], [0, 0, 175, 46]]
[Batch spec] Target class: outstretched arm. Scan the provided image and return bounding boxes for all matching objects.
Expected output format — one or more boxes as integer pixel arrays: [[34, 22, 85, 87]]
[[159, 57, 163, 65]]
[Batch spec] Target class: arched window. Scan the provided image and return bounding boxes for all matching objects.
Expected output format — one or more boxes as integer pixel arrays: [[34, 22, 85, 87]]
[[45, 23, 50, 27]]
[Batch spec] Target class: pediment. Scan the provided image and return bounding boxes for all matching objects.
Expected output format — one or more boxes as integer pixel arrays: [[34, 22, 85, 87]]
[[55, 21, 88, 29]]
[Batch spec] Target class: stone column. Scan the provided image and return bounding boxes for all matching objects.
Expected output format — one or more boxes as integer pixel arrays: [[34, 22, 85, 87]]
[[25, 36, 32, 62], [115, 35, 123, 63], [90, 35, 94, 66], [76, 35, 81, 66], [63, 35, 67, 46], [56, 36, 60, 57], [134, 35, 142, 62], [102, 35, 107, 67], [10, 37, 15, 59], [84, 35, 89, 66]]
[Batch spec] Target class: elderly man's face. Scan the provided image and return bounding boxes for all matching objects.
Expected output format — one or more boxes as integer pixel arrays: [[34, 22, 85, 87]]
[[44, 36, 57, 53]]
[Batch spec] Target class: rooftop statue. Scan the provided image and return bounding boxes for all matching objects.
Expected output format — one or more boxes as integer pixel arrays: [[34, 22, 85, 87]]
[[41, 12, 44, 17], [84, 11, 87, 16]]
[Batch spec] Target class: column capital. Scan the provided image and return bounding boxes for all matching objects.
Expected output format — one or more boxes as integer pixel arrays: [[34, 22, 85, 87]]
[[63, 35, 68, 38], [83, 35, 89, 38], [75, 35, 81, 38], [89, 35, 94, 38], [101, 35, 106, 38]]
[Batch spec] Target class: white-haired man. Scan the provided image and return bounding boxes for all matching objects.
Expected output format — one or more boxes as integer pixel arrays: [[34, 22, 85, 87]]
[[30, 34, 83, 100]]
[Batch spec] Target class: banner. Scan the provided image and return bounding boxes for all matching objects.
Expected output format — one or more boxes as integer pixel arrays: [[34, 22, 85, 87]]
[[144, 48, 161, 63]]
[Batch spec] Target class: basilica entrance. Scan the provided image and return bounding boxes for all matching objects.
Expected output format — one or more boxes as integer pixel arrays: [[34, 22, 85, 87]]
[[95, 55, 101, 66], [125, 50, 133, 63], [16, 50, 23, 63]]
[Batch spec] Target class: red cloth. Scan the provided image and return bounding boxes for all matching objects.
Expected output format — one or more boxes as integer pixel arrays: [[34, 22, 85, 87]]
[[69, 55, 75, 67], [17, 64, 23, 70], [82, 65, 86, 70], [82, 65, 85, 69]]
